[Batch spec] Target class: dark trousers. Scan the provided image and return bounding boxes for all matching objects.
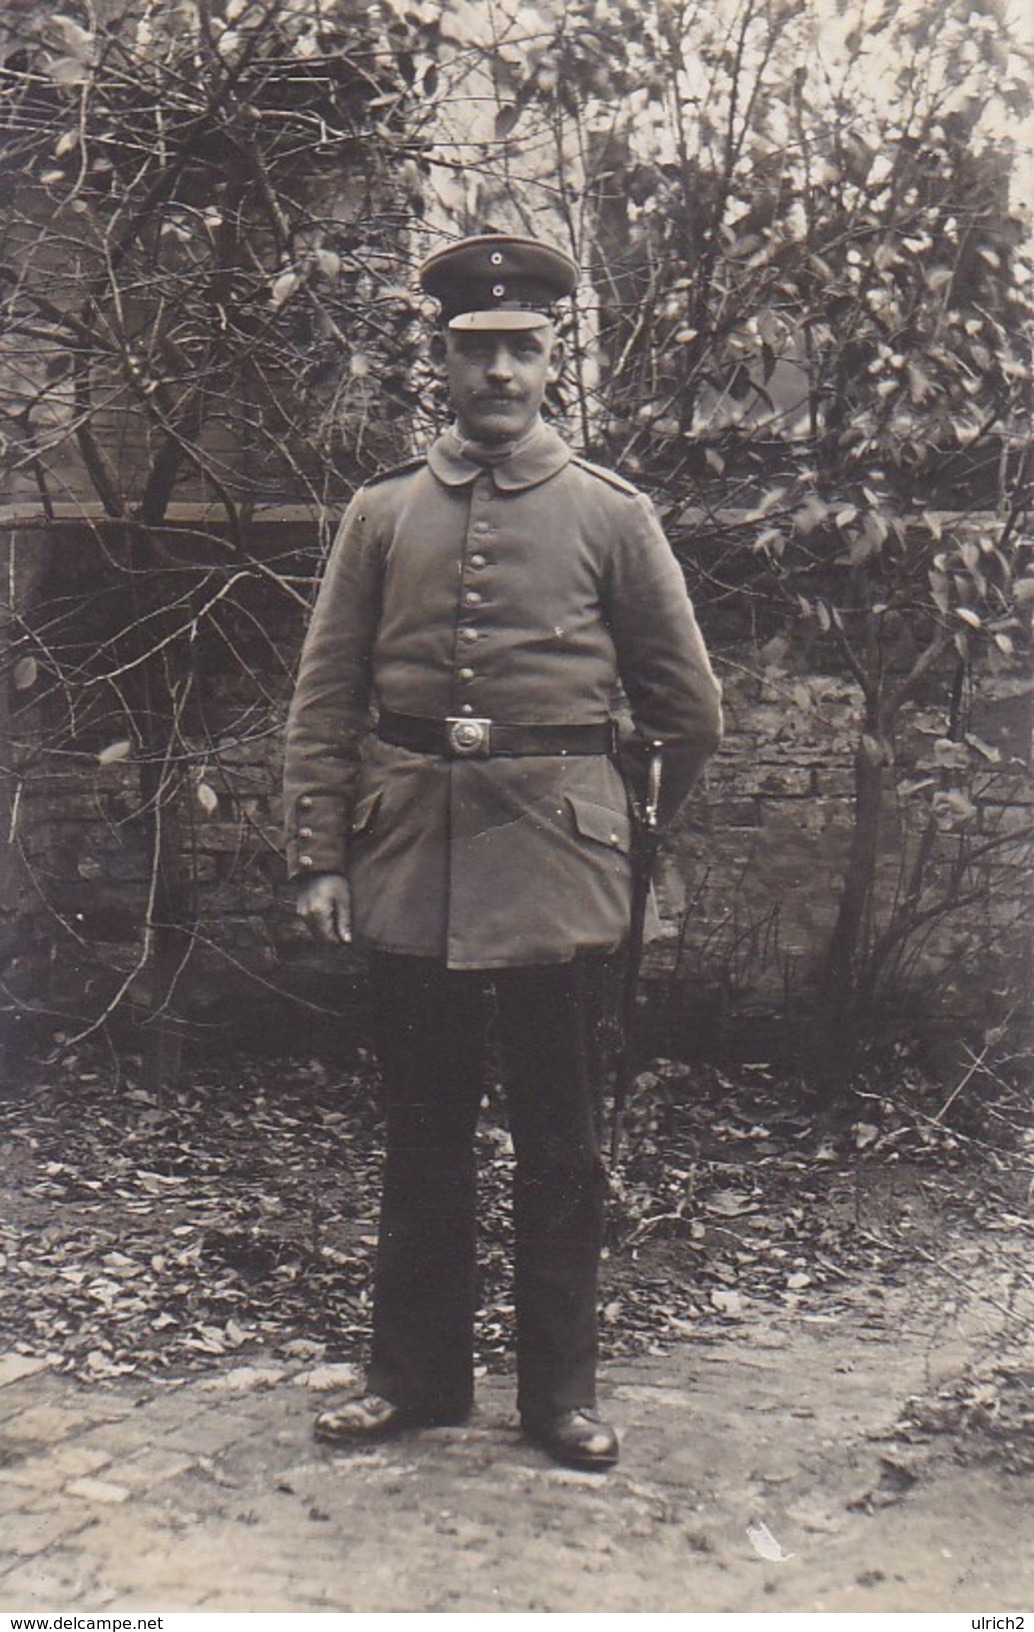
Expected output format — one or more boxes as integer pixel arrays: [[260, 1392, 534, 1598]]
[[365, 951, 608, 1422]]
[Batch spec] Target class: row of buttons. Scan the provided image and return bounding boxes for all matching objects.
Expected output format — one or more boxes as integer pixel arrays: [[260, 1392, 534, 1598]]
[[298, 794, 315, 868], [454, 499, 493, 713]]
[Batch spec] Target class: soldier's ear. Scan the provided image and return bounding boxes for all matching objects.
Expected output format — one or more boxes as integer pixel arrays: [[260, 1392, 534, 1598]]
[[546, 335, 565, 382]]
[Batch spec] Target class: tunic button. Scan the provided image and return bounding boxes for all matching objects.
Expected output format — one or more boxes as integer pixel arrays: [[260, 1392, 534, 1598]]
[[299, 854, 314, 869], [460, 628, 478, 643], [464, 591, 481, 606], [473, 521, 489, 534], [470, 553, 486, 568], [460, 703, 474, 715], [490, 252, 503, 265], [298, 826, 314, 840], [299, 795, 313, 809], [459, 666, 475, 681]]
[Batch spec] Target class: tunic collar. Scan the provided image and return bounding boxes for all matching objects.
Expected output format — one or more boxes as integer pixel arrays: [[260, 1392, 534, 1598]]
[[426, 417, 573, 492]]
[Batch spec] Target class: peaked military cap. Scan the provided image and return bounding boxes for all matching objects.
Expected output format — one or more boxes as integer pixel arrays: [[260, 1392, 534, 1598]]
[[419, 232, 578, 331]]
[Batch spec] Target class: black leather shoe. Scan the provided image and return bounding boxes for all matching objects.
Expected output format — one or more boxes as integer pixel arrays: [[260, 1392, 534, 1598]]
[[523, 1407, 619, 1471], [314, 1393, 468, 1447]]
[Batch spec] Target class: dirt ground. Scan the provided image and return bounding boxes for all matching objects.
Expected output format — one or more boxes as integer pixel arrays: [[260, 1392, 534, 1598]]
[[1, 1054, 1032, 1612]]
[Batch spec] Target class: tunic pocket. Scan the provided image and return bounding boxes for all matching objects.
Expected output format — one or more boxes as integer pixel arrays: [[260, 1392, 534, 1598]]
[[350, 789, 383, 838], [565, 794, 631, 855]]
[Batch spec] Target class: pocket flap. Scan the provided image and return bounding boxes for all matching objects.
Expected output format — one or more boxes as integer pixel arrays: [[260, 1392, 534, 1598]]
[[350, 790, 382, 837], [566, 795, 631, 854]]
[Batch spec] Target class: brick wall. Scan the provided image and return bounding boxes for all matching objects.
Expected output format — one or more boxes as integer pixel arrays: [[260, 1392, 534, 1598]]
[[654, 666, 1031, 1016]]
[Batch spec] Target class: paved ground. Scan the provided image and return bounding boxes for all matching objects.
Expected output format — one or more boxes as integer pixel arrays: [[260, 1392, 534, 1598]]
[[1, 1279, 1031, 1615]]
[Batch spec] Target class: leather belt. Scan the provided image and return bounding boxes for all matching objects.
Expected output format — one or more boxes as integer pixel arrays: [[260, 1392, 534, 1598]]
[[377, 709, 615, 760]]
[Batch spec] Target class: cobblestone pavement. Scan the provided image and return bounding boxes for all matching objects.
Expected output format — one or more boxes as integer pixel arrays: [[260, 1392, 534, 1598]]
[[1, 1301, 1031, 1614]]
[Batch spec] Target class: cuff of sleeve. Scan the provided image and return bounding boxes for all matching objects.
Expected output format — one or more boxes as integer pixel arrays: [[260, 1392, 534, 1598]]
[[285, 792, 348, 879]]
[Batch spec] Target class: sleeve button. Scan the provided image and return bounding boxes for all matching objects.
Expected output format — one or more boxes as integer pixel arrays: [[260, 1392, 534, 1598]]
[[299, 854, 314, 868]]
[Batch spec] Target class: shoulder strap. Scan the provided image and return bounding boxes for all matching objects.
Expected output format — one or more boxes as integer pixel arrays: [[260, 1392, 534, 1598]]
[[362, 455, 428, 489], [570, 456, 641, 498]]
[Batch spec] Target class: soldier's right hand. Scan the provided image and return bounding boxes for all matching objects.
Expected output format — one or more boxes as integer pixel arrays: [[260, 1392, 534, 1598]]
[[295, 872, 353, 945]]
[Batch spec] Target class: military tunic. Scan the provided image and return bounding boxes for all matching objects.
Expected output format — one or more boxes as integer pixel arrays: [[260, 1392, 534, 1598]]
[[283, 419, 722, 969]]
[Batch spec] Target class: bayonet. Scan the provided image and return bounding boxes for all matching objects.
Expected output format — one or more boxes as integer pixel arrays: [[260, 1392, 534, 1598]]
[[610, 740, 664, 1165]]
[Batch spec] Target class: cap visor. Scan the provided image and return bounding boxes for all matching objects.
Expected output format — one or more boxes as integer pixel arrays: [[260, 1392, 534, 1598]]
[[447, 309, 552, 332]]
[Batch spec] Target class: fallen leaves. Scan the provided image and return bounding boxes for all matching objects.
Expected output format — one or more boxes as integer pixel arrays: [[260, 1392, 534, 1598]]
[[0, 1058, 383, 1383], [896, 1363, 1034, 1473], [710, 1288, 745, 1317], [704, 1189, 758, 1217], [1, 1046, 1029, 1387], [66, 1476, 131, 1504], [296, 1363, 359, 1391], [745, 1518, 795, 1562]]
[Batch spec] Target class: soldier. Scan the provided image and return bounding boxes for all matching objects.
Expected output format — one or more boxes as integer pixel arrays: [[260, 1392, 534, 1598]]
[[283, 233, 722, 1471]]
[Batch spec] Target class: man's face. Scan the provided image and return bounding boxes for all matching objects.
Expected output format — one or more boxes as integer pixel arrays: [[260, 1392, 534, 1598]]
[[439, 324, 564, 445]]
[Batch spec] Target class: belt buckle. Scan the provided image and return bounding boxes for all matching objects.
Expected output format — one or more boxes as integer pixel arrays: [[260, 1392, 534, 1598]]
[[446, 716, 491, 757]]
